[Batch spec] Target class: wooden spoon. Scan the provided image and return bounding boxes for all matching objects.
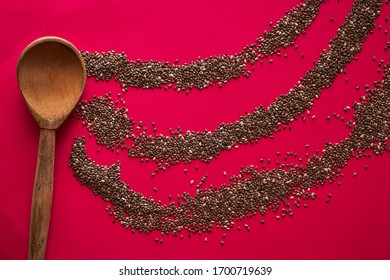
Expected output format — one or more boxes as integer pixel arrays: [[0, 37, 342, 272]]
[[17, 37, 86, 260]]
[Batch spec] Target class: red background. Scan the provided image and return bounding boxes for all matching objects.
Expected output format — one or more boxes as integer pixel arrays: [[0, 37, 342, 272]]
[[0, 0, 389, 260]]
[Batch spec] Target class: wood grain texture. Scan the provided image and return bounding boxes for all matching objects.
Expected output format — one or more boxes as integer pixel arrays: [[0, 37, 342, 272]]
[[29, 129, 55, 260]]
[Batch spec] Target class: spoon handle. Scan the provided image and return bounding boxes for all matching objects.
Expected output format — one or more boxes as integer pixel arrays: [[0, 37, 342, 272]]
[[29, 129, 55, 260]]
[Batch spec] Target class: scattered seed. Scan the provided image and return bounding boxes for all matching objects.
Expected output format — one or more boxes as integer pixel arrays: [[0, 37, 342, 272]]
[[68, 1, 387, 238]]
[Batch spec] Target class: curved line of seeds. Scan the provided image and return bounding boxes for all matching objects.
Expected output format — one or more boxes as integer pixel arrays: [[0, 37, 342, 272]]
[[81, 0, 323, 93], [74, 0, 382, 172], [69, 63, 390, 236], [69, 1, 388, 238]]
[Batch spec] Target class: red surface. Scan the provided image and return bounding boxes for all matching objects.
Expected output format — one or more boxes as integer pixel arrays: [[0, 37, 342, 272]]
[[0, 0, 389, 260]]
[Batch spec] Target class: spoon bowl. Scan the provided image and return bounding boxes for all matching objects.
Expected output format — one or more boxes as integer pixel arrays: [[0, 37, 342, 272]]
[[17, 37, 86, 129], [16, 37, 86, 260]]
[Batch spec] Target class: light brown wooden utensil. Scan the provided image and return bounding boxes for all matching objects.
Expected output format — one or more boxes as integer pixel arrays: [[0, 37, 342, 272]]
[[16, 37, 86, 260]]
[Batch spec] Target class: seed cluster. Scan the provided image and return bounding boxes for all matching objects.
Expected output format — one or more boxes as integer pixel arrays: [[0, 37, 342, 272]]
[[69, 64, 390, 235], [69, 0, 389, 239], [74, 0, 382, 170], [81, 0, 323, 93], [74, 94, 133, 149]]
